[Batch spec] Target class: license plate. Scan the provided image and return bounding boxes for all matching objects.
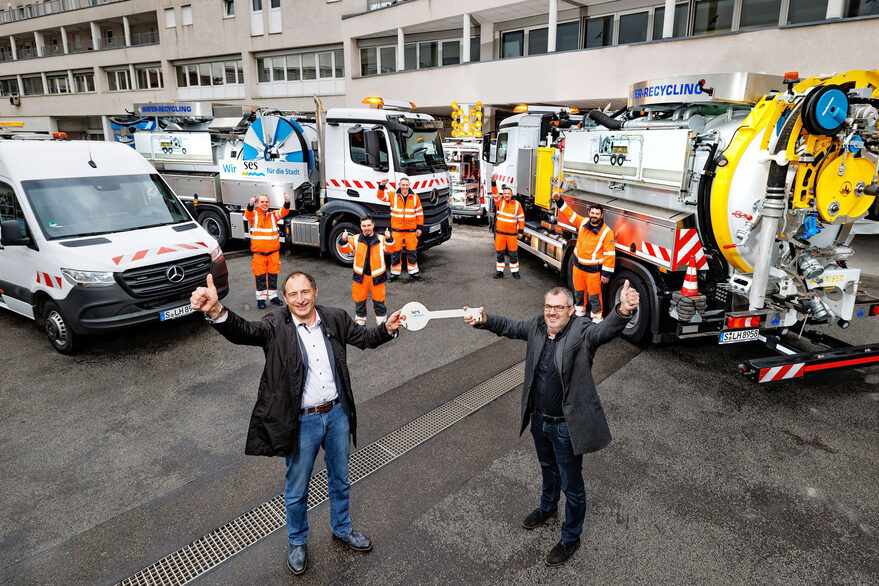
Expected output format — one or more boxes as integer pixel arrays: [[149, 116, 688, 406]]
[[160, 304, 194, 321], [429, 223, 441, 234], [719, 329, 759, 344]]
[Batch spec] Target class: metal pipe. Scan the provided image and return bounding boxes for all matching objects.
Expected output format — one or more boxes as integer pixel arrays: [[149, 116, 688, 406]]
[[313, 95, 326, 206]]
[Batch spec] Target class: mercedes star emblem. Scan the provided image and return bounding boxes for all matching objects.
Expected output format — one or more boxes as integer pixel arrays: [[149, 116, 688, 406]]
[[166, 265, 185, 283]]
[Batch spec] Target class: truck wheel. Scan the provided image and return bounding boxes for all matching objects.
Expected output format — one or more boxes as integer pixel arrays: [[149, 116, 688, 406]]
[[593, 154, 600, 164], [328, 220, 357, 266], [608, 270, 652, 344], [198, 210, 228, 248], [42, 300, 78, 354], [610, 154, 618, 165]]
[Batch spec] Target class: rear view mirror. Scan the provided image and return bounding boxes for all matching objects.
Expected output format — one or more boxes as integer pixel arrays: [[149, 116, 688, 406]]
[[1, 219, 30, 246], [364, 130, 387, 171]]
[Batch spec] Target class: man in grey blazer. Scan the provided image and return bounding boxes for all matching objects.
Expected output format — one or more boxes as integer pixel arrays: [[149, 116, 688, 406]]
[[464, 282, 639, 566]]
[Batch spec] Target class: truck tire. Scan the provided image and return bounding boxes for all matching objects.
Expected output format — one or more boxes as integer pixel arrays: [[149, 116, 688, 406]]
[[608, 270, 652, 344], [593, 154, 600, 164], [42, 300, 78, 355], [328, 220, 357, 266], [198, 210, 228, 248]]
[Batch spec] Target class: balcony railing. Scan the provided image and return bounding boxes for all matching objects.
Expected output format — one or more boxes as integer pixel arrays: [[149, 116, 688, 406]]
[[130, 30, 159, 46], [41, 44, 65, 56], [69, 39, 95, 53], [367, 0, 406, 11], [0, 0, 128, 25], [17, 47, 38, 59], [99, 36, 127, 50]]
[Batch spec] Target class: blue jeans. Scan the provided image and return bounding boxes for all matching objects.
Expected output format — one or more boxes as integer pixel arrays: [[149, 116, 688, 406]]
[[285, 403, 352, 546], [530, 410, 586, 543]]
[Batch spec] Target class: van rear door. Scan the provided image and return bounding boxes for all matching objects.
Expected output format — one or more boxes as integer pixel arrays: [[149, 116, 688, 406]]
[[0, 179, 39, 319]]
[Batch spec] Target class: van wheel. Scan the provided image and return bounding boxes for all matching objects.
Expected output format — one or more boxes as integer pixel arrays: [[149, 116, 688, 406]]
[[42, 300, 77, 354], [608, 270, 652, 344], [328, 220, 357, 266], [199, 210, 228, 248]]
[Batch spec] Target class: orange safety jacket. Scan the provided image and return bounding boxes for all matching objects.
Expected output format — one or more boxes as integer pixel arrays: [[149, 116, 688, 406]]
[[491, 181, 525, 236], [245, 204, 290, 253], [338, 233, 395, 284], [377, 186, 424, 232], [558, 201, 615, 278]]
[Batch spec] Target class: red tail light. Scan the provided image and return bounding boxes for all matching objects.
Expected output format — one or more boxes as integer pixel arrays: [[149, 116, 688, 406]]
[[727, 315, 762, 329], [871, 304, 879, 316]]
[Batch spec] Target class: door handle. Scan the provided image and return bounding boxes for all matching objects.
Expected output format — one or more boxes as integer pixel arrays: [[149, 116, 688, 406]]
[[347, 189, 359, 197]]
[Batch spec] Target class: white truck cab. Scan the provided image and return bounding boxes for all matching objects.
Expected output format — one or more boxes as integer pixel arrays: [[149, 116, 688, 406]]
[[0, 140, 228, 354]]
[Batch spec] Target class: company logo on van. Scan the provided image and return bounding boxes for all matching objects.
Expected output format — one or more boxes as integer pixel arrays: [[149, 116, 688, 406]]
[[165, 265, 185, 283], [631, 82, 704, 100], [141, 105, 192, 113]]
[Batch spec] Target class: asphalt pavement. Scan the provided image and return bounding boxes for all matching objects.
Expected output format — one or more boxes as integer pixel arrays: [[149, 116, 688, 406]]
[[1, 225, 877, 584]]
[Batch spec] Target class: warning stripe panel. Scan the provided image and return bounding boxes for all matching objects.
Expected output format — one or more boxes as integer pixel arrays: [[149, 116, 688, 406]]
[[758, 363, 805, 383], [674, 229, 708, 270], [111, 241, 209, 266]]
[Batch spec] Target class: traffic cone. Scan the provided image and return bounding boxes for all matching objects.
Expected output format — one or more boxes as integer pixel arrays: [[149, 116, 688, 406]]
[[679, 256, 700, 297]]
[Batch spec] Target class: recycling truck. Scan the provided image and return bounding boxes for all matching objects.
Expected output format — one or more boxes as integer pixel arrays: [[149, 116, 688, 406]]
[[482, 71, 879, 382], [119, 98, 452, 264]]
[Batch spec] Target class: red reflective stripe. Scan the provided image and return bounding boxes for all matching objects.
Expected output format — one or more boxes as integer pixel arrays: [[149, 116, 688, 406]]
[[112, 256, 123, 265], [132, 249, 148, 261], [177, 243, 198, 250], [353, 181, 363, 188], [330, 179, 340, 187], [156, 246, 176, 255], [43, 272, 53, 288], [55, 276, 62, 288], [365, 181, 374, 188], [196, 242, 207, 248], [343, 180, 351, 188], [805, 355, 879, 372], [35, 272, 41, 284]]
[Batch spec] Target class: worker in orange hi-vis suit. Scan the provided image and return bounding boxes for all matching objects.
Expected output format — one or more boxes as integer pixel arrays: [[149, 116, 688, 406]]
[[551, 191, 615, 322], [337, 215, 395, 326], [245, 192, 290, 309], [490, 174, 525, 279], [376, 176, 424, 282]]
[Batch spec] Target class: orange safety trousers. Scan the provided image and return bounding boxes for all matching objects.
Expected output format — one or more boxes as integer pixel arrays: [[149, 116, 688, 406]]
[[252, 251, 281, 301], [390, 231, 419, 275], [572, 265, 603, 319], [352, 276, 387, 325], [494, 234, 519, 273]]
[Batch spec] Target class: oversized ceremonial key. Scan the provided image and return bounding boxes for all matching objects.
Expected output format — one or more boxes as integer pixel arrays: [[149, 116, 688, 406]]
[[399, 301, 482, 331]]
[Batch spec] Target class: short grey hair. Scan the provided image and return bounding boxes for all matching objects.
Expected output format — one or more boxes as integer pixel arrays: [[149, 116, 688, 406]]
[[544, 286, 574, 307]]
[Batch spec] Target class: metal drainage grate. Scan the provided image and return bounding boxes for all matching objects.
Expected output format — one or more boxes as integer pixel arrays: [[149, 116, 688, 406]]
[[119, 361, 525, 586]]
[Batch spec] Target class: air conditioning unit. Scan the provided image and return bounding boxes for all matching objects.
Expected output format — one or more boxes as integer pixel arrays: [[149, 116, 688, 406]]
[[9, 95, 21, 106]]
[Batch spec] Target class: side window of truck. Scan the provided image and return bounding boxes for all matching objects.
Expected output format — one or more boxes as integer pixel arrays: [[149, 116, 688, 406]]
[[348, 129, 389, 167], [0, 181, 27, 234], [496, 133, 508, 164]]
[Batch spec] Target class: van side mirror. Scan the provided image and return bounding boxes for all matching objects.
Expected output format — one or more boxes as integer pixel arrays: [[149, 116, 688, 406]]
[[364, 130, 386, 171], [1, 219, 30, 246]]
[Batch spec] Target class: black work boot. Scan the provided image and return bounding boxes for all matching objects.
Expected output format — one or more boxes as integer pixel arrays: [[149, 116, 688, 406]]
[[545, 538, 580, 566]]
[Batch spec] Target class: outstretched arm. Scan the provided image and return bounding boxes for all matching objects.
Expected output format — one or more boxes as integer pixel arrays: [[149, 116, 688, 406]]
[[465, 306, 533, 340]]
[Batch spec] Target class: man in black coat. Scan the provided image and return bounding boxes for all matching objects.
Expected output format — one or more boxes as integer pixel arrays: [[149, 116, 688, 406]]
[[190, 271, 402, 576], [464, 281, 639, 566]]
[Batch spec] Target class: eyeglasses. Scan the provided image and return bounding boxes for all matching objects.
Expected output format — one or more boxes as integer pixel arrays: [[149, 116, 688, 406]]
[[543, 304, 570, 313]]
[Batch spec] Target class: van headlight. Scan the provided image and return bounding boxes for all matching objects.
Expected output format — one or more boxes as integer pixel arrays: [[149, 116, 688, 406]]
[[210, 246, 224, 261], [61, 268, 116, 287]]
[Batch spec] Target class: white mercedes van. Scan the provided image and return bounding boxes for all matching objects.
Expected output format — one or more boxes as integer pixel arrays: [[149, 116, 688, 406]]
[[0, 140, 229, 354]]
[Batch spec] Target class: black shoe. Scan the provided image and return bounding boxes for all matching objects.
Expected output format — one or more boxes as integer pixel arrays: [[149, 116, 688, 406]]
[[409, 273, 423, 282], [257, 299, 266, 309], [522, 507, 557, 529], [388, 274, 399, 283], [512, 272, 521, 280], [287, 544, 307, 575], [333, 530, 373, 552], [269, 296, 284, 307], [493, 271, 504, 279], [545, 538, 580, 566]]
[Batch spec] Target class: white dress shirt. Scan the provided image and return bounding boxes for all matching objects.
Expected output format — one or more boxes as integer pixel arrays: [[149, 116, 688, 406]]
[[291, 312, 339, 409]]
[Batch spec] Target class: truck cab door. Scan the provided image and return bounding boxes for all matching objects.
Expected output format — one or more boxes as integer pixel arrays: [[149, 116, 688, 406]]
[[0, 180, 39, 319], [344, 125, 390, 204]]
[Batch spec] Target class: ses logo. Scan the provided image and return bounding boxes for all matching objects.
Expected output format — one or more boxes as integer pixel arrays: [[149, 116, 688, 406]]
[[141, 105, 193, 113], [632, 80, 707, 100]]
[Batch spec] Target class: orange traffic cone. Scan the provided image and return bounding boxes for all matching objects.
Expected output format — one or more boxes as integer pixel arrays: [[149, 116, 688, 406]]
[[679, 256, 699, 297]]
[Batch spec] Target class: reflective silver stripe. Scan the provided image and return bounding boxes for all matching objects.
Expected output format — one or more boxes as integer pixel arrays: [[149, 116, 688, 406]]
[[250, 235, 279, 240]]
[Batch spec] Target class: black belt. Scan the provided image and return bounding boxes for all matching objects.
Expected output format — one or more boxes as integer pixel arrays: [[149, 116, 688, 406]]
[[573, 260, 602, 273], [536, 411, 565, 424], [392, 228, 419, 233], [253, 250, 279, 256], [495, 230, 519, 236], [301, 398, 339, 415]]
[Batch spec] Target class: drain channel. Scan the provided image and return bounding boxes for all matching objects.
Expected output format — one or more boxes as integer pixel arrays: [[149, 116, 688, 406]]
[[119, 361, 525, 586]]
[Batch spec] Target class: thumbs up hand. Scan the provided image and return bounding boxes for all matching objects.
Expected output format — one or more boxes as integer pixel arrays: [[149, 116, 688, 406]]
[[191, 273, 221, 317], [618, 279, 640, 316], [341, 229, 349, 242], [384, 228, 391, 239]]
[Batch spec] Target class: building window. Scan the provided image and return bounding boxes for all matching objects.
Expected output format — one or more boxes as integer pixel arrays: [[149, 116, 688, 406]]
[[847, 0, 879, 16], [252, 0, 262, 10], [164, 7, 175, 28], [224, 0, 235, 17], [334, 49, 344, 77], [470, 36, 481, 61], [271, 0, 280, 7], [73, 71, 95, 93], [618, 11, 649, 44], [404, 43, 417, 70], [136, 65, 164, 89], [22, 75, 44, 96], [257, 50, 342, 82], [739, 0, 781, 29], [107, 69, 130, 91], [692, 0, 734, 35], [584, 15, 613, 48], [46, 74, 70, 94], [501, 30, 524, 58], [418, 41, 437, 68], [557, 21, 579, 51], [360, 47, 378, 76], [177, 60, 243, 86], [379, 46, 396, 73], [653, 4, 689, 39], [786, 0, 827, 23], [302, 53, 316, 79], [182, 5, 193, 26], [0, 78, 20, 96], [442, 40, 460, 65], [527, 28, 548, 55]]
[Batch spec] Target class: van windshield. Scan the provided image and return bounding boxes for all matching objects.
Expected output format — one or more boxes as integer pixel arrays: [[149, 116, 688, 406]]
[[392, 129, 447, 175], [21, 174, 190, 240]]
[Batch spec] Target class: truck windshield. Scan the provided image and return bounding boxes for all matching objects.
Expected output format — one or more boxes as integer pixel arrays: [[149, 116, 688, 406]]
[[392, 129, 447, 174], [22, 174, 190, 240]]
